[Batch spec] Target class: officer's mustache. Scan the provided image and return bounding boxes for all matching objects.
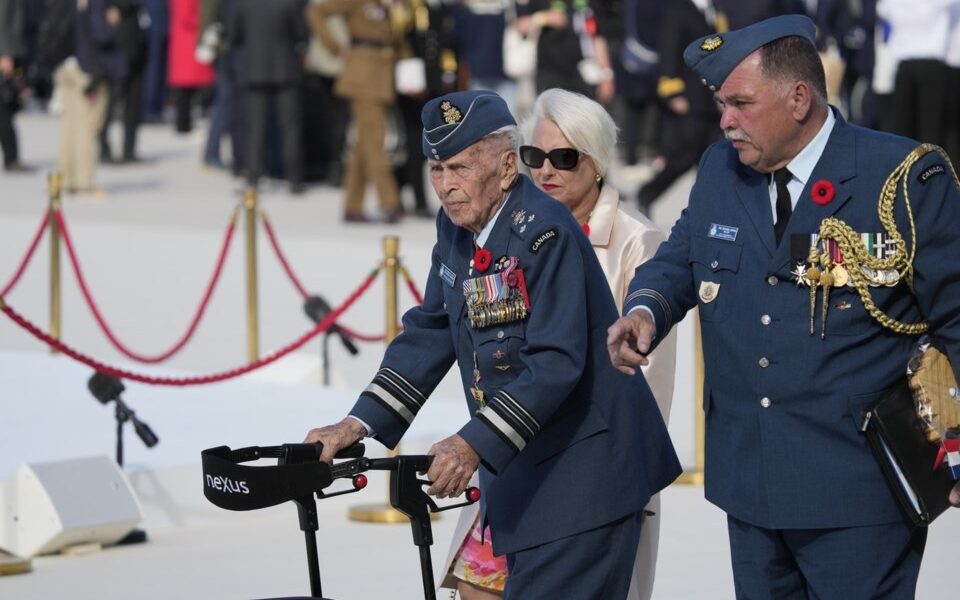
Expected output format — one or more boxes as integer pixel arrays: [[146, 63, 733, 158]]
[[725, 130, 751, 143]]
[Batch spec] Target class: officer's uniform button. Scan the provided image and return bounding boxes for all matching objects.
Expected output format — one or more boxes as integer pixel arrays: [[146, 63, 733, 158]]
[[758, 357, 769, 368], [443, 302, 447, 310], [767, 275, 778, 286], [761, 314, 771, 325], [710, 260, 719, 270], [497, 330, 505, 339], [760, 397, 771, 408]]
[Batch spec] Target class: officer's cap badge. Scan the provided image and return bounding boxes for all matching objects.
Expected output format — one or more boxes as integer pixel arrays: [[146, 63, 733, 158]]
[[700, 36, 723, 52], [440, 100, 463, 125]]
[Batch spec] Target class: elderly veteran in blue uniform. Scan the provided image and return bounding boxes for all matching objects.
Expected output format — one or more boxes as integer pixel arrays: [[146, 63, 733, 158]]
[[305, 90, 680, 598], [607, 14, 960, 599]]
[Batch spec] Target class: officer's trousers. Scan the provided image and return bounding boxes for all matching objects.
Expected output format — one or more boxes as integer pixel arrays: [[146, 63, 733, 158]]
[[55, 60, 108, 191], [344, 98, 399, 216], [727, 514, 926, 599]]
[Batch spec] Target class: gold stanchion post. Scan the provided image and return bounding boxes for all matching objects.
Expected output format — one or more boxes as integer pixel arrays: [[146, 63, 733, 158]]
[[0, 551, 31, 577], [48, 172, 62, 354], [349, 236, 437, 523], [676, 312, 705, 485], [244, 188, 259, 362]]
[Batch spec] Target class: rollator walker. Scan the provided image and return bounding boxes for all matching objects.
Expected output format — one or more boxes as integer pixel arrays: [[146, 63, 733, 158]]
[[201, 443, 479, 600]]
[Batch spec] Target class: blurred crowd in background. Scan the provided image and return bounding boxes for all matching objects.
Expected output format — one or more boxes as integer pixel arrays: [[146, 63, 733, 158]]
[[0, 0, 958, 219]]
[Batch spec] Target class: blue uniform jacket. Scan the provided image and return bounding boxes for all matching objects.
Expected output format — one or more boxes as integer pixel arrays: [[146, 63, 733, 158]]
[[624, 111, 960, 529], [351, 175, 681, 555]]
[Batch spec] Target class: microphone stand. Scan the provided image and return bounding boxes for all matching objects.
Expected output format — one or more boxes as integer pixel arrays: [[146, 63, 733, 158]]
[[322, 328, 334, 386], [304, 295, 359, 386], [88, 372, 158, 546]]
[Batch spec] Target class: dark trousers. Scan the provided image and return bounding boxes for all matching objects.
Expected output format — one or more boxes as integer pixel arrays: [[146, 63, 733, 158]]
[[245, 84, 303, 186], [621, 97, 656, 166], [301, 74, 346, 183], [891, 59, 948, 147], [639, 110, 717, 209], [0, 97, 18, 166], [504, 511, 642, 599], [395, 93, 427, 211], [203, 58, 236, 167], [727, 515, 926, 600], [172, 86, 201, 133], [100, 67, 145, 160], [141, 0, 168, 119]]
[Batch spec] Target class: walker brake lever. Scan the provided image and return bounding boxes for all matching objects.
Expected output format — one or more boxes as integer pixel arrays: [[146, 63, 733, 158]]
[[425, 486, 482, 513], [277, 442, 369, 500]]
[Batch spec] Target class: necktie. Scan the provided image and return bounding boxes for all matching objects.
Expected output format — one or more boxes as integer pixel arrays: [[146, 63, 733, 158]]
[[773, 167, 793, 245]]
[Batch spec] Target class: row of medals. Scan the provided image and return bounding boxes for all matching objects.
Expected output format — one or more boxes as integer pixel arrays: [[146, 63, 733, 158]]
[[469, 297, 527, 329], [792, 262, 902, 288]]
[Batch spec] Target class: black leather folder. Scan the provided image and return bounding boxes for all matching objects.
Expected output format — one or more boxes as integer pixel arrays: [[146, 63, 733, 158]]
[[862, 381, 955, 525]]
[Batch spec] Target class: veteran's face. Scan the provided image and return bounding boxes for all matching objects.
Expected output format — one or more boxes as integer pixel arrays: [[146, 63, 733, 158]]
[[528, 118, 599, 215], [715, 51, 798, 174], [429, 139, 515, 234]]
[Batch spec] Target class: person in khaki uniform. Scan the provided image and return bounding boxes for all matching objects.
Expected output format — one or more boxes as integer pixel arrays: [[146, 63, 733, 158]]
[[57, 0, 126, 194], [306, 0, 404, 223]]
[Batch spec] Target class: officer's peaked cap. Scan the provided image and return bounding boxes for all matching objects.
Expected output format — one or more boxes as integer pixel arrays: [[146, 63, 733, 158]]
[[422, 90, 517, 160], [684, 14, 817, 91]]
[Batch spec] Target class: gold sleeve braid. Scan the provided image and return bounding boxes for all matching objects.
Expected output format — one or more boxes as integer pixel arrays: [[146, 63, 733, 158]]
[[812, 144, 960, 336]]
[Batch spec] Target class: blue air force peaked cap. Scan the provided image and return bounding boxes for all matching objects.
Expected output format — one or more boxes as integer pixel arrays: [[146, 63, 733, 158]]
[[421, 90, 517, 160], [683, 14, 817, 91]]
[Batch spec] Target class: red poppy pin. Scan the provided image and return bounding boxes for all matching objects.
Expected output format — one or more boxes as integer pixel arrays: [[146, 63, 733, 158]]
[[473, 247, 492, 273], [811, 179, 835, 205], [581, 223, 591, 237]]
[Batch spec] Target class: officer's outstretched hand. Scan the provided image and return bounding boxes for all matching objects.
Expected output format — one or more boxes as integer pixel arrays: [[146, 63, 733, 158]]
[[303, 417, 367, 463], [607, 310, 655, 376], [426, 434, 480, 499], [951, 481, 960, 507]]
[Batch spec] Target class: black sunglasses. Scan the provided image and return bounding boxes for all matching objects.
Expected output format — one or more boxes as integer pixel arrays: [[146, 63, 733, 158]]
[[519, 145, 582, 170]]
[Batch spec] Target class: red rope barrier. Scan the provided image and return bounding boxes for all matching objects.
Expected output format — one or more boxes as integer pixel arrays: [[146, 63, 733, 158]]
[[56, 209, 239, 363], [0, 271, 380, 386], [261, 212, 310, 300], [261, 212, 390, 342], [1, 209, 50, 297], [336, 324, 386, 343], [400, 264, 424, 305]]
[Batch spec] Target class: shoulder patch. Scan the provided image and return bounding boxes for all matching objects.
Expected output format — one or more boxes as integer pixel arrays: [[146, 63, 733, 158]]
[[529, 227, 558, 254], [917, 163, 945, 185]]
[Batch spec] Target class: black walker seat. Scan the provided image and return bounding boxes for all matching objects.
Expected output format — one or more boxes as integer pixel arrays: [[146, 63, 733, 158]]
[[201, 443, 479, 600]]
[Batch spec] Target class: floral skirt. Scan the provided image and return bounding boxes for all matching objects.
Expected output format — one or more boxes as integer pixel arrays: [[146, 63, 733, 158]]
[[449, 515, 508, 592]]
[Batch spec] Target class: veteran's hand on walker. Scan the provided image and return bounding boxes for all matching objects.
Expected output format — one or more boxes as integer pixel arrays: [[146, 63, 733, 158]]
[[607, 311, 655, 376], [426, 434, 479, 499], [950, 481, 960, 507], [303, 417, 366, 463]]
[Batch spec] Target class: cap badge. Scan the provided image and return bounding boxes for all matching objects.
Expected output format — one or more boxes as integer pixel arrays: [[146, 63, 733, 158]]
[[700, 36, 723, 52], [440, 100, 462, 125]]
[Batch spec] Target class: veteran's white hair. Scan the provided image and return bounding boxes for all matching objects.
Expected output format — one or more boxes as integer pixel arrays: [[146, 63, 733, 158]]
[[520, 89, 619, 176], [483, 125, 521, 153]]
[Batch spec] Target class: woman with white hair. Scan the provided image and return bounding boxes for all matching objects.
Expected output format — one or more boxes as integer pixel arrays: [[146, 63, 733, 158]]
[[437, 88, 677, 600]]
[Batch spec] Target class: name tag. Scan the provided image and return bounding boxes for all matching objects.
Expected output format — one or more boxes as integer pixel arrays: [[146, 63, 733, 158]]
[[439, 263, 456, 288], [708, 223, 738, 242]]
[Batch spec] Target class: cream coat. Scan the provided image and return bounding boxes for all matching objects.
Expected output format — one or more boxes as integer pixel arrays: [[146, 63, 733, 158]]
[[439, 185, 677, 599]]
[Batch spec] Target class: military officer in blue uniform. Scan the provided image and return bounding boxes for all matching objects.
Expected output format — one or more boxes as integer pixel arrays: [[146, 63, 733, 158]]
[[608, 15, 960, 599], [305, 90, 680, 598]]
